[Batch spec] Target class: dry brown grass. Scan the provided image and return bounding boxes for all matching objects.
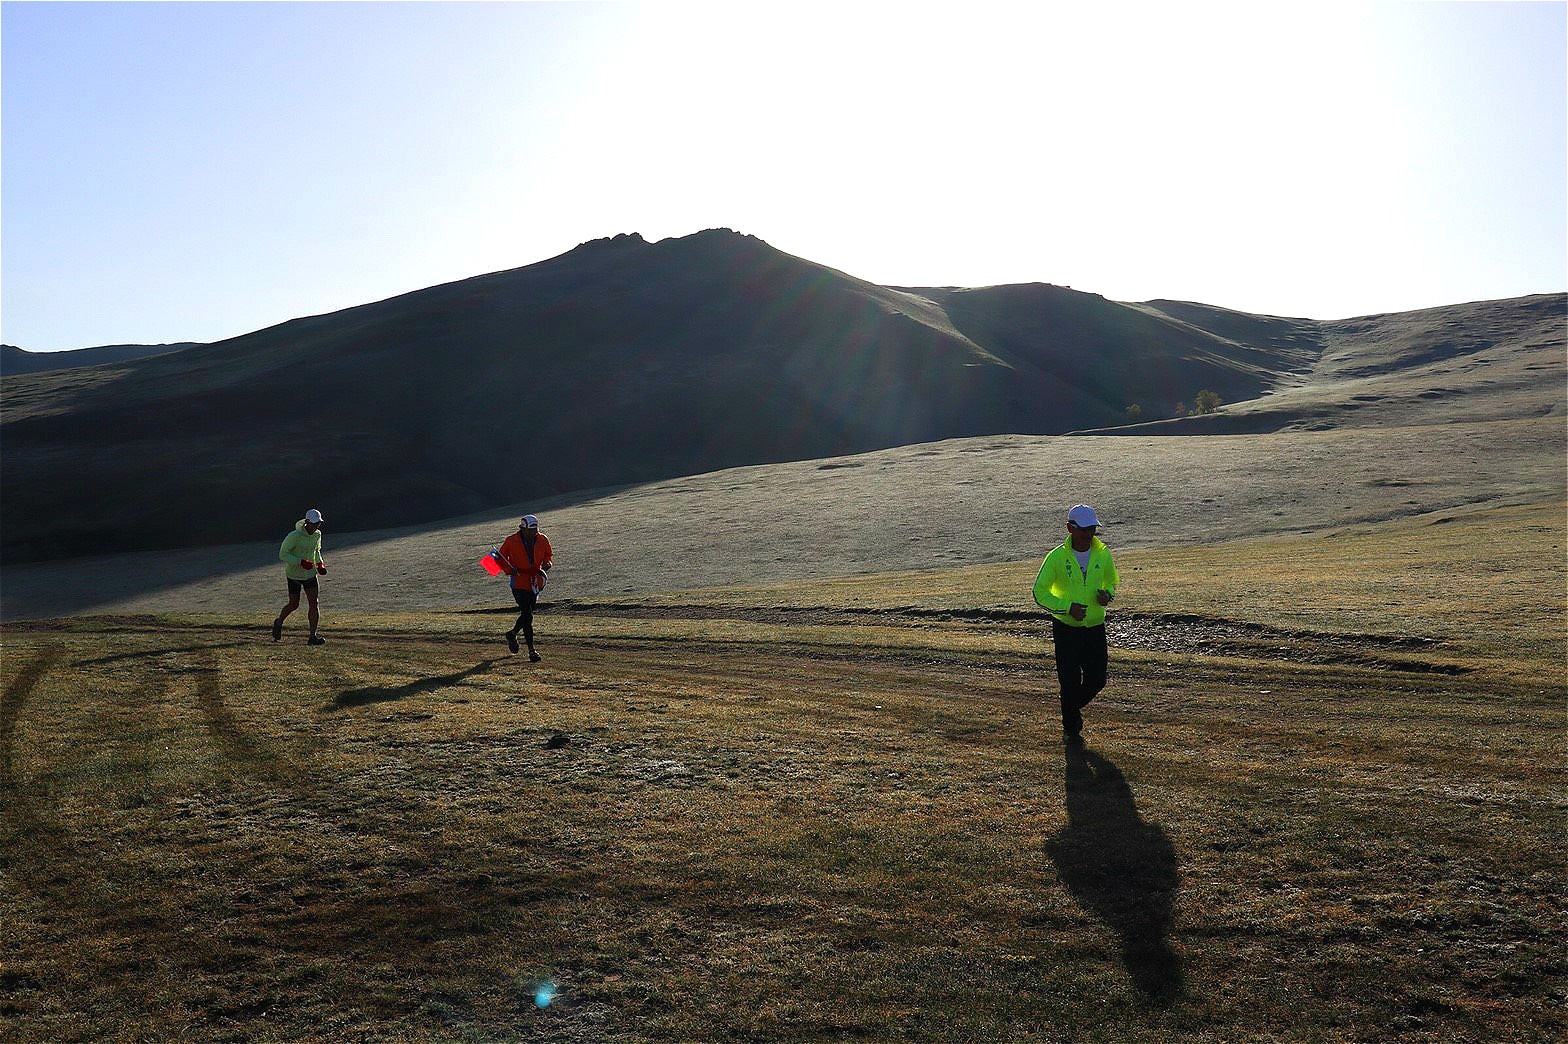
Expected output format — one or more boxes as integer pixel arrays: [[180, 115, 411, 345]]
[[2, 502, 1564, 1042]]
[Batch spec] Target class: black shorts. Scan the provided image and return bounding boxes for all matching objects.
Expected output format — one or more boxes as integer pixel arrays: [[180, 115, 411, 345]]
[[287, 575, 319, 596], [511, 587, 537, 610]]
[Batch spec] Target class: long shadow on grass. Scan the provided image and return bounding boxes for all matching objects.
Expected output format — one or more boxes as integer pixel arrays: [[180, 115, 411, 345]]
[[73, 641, 249, 667], [2, 648, 579, 1039], [330, 659, 503, 709], [1046, 744, 1184, 1002]]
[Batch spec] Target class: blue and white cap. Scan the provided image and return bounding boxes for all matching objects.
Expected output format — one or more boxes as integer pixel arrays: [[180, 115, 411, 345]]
[[521, 514, 539, 529]]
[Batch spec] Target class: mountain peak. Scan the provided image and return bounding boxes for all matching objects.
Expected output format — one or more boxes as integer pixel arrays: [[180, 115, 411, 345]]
[[569, 231, 648, 252], [676, 227, 763, 244]]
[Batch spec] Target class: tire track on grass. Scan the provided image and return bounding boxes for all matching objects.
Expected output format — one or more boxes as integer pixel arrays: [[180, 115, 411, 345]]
[[6, 633, 602, 1038], [174, 647, 611, 1036], [193, 660, 293, 782], [1, 653, 201, 1037], [1, 646, 64, 804]]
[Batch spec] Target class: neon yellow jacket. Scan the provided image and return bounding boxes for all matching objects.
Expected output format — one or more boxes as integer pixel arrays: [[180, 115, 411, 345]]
[[279, 521, 323, 580], [1033, 537, 1118, 627]]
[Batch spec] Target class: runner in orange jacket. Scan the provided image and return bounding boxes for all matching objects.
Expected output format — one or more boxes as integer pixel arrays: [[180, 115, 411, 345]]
[[495, 514, 553, 661]]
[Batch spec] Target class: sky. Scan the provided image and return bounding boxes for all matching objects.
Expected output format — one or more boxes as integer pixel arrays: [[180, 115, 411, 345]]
[[3, 1, 1565, 351]]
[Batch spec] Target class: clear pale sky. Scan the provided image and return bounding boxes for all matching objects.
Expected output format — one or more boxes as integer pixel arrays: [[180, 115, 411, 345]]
[[3, 1, 1565, 351]]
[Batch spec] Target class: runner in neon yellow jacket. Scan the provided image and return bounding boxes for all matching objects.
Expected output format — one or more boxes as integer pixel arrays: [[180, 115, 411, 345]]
[[1033, 504, 1117, 740]]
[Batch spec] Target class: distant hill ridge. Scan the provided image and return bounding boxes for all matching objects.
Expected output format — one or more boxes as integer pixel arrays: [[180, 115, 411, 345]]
[[1, 228, 1562, 561], [1, 341, 203, 376]]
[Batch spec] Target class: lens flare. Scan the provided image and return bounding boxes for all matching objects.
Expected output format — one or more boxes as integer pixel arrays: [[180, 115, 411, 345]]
[[533, 982, 556, 1008]]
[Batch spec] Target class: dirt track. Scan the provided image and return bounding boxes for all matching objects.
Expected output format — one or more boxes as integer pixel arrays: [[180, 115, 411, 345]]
[[528, 601, 1464, 675]]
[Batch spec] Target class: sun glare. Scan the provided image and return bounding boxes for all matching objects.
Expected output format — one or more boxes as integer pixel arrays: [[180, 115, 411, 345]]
[[4, 1, 1560, 347], [490, 1, 1456, 315]]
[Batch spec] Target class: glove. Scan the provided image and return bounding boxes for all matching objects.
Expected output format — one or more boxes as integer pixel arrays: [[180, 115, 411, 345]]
[[316, 564, 327, 574], [300, 559, 315, 570]]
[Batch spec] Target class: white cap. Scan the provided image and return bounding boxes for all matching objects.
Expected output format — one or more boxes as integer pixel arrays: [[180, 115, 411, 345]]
[[305, 508, 324, 524], [1067, 504, 1100, 528], [521, 514, 539, 529]]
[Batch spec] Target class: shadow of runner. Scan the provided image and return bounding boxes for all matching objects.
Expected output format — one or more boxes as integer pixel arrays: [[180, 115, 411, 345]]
[[73, 641, 249, 667], [331, 659, 503, 709], [1046, 744, 1184, 1002]]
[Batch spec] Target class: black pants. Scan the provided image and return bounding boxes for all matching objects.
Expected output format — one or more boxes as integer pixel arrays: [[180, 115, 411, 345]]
[[508, 587, 537, 648], [1053, 621, 1107, 735]]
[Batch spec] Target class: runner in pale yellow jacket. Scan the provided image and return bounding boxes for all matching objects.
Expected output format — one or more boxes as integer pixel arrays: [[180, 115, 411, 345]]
[[273, 509, 327, 645]]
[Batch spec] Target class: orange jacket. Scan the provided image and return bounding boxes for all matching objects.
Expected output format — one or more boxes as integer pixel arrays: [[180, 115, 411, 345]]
[[497, 531, 553, 592]]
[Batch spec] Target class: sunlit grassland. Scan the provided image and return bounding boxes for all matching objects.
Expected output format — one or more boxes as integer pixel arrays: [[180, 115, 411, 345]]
[[563, 498, 1566, 682], [2, 501, 1563, 1043]]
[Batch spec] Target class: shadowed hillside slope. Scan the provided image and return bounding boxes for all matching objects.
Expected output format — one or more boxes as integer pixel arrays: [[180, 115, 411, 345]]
[[1, 231, 1301, 561], [2, 231, 1561, 561], [911, 284, 1321, 415], [1098, 294, 1565, 433]]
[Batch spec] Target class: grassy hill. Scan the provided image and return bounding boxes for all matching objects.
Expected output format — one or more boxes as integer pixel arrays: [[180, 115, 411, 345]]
[[1100, 293, 1565, 433], [8, 230, 1557, 563], [0, 341, 202, 376], [3, 415, 1561, 620]]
